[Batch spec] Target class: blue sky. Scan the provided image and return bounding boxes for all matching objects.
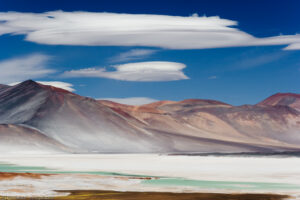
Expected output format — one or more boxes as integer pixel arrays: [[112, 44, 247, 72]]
[[0, 0, 300, 105]]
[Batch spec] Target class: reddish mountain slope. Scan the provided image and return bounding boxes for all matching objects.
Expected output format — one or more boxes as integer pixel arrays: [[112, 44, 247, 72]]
[[258, 93, 300, 111], [102, 95, 300, 151], [0, 80, 299, 153]]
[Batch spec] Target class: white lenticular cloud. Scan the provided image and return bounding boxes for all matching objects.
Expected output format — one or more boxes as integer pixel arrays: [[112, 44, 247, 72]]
[[283, 42, 300, 50], [0, 54, 54, 84], [0, 11, 299, 49], [63, 61, 189, 82], [37, 81, 75, 92], [9, 81, 75, 92], [99, 97, 158, 105]]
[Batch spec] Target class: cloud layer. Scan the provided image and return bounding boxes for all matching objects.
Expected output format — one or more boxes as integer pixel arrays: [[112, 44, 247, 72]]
[[99, 97, 157, 105], [63, 61, 188, 81], [0, 54, 54, 84], [0, 11, 300, 49], [109, 49, 158, 63], [9, 81, 75, 92]]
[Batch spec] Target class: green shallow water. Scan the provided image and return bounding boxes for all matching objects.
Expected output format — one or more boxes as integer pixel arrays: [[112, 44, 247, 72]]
[[143, 178, 300, 190], [0, 162, 157, 177], [0, 163, 48, 172], [1, 163, 300, 191]]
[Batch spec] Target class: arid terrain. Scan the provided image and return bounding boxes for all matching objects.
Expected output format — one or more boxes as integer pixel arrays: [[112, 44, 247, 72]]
[[0, 154, 300, 199], [0, 80, 299, 154], [1, 189, 289, 200], [1, 81, 300, 199]]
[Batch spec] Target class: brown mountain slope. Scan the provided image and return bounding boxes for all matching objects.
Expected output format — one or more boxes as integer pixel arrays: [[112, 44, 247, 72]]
[[0, 81, 168, 152], [101, 95, 300, 151], [258, 93, 300, 111], [0, 80, 300, 153]]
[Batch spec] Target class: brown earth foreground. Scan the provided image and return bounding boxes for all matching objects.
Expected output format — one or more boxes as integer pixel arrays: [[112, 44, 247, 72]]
[[0, 172, 290, 200], [1, 190, 290, 200], [0, 172, 52, 180]]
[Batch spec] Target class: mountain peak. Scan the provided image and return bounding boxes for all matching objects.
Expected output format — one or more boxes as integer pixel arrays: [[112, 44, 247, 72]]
[[20, 79, 38, 85], [258, 92, 300, 111], [17, 80, 41, 87], [14, 80, 73, 94], [272, 93, 300, 98], [9, 80, 42, 92]]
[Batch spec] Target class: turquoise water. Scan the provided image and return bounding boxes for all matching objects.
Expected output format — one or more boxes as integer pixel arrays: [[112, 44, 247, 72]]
[[0, 162, 158, 177], [0, 163, 49, 172], [143, 178, 300, 191], [1, 162, 300, 191]]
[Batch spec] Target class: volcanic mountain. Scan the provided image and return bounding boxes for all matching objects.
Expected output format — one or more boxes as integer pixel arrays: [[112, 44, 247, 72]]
[[258, 93, 300, 112], [0, 80, 299, 154]]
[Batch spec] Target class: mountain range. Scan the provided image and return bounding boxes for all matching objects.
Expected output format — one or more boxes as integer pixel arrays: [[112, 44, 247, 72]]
[[0, 80, 299, 154]]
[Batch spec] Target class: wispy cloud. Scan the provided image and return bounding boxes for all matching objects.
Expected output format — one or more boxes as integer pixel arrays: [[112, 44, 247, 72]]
[[208, 75, 217, 79], [0, 11, 300, 49], [230, 51, 288, 70], [63, 61, 189, 82], [109, 49, 158, 63], [9, 81, 75, 92], [0, 54, 54, 84], [99, 97, 157, 105]]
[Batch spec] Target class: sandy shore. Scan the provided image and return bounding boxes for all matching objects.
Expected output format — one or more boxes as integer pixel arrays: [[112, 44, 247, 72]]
[[0, 172, 52, 180], [1, 189, 290, 200]]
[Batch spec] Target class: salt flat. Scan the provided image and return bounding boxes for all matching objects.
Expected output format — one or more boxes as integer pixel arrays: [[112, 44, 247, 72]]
[[0, 154, 300, 184], [0, 154, 300, 198]]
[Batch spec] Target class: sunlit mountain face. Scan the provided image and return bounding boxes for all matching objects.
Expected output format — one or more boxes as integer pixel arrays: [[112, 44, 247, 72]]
[[0, 80, 299, 154]]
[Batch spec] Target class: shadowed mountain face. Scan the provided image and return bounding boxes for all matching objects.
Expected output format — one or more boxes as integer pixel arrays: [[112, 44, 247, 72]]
[[0, 80, 300, 153], [0, 84, 9, 93]]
